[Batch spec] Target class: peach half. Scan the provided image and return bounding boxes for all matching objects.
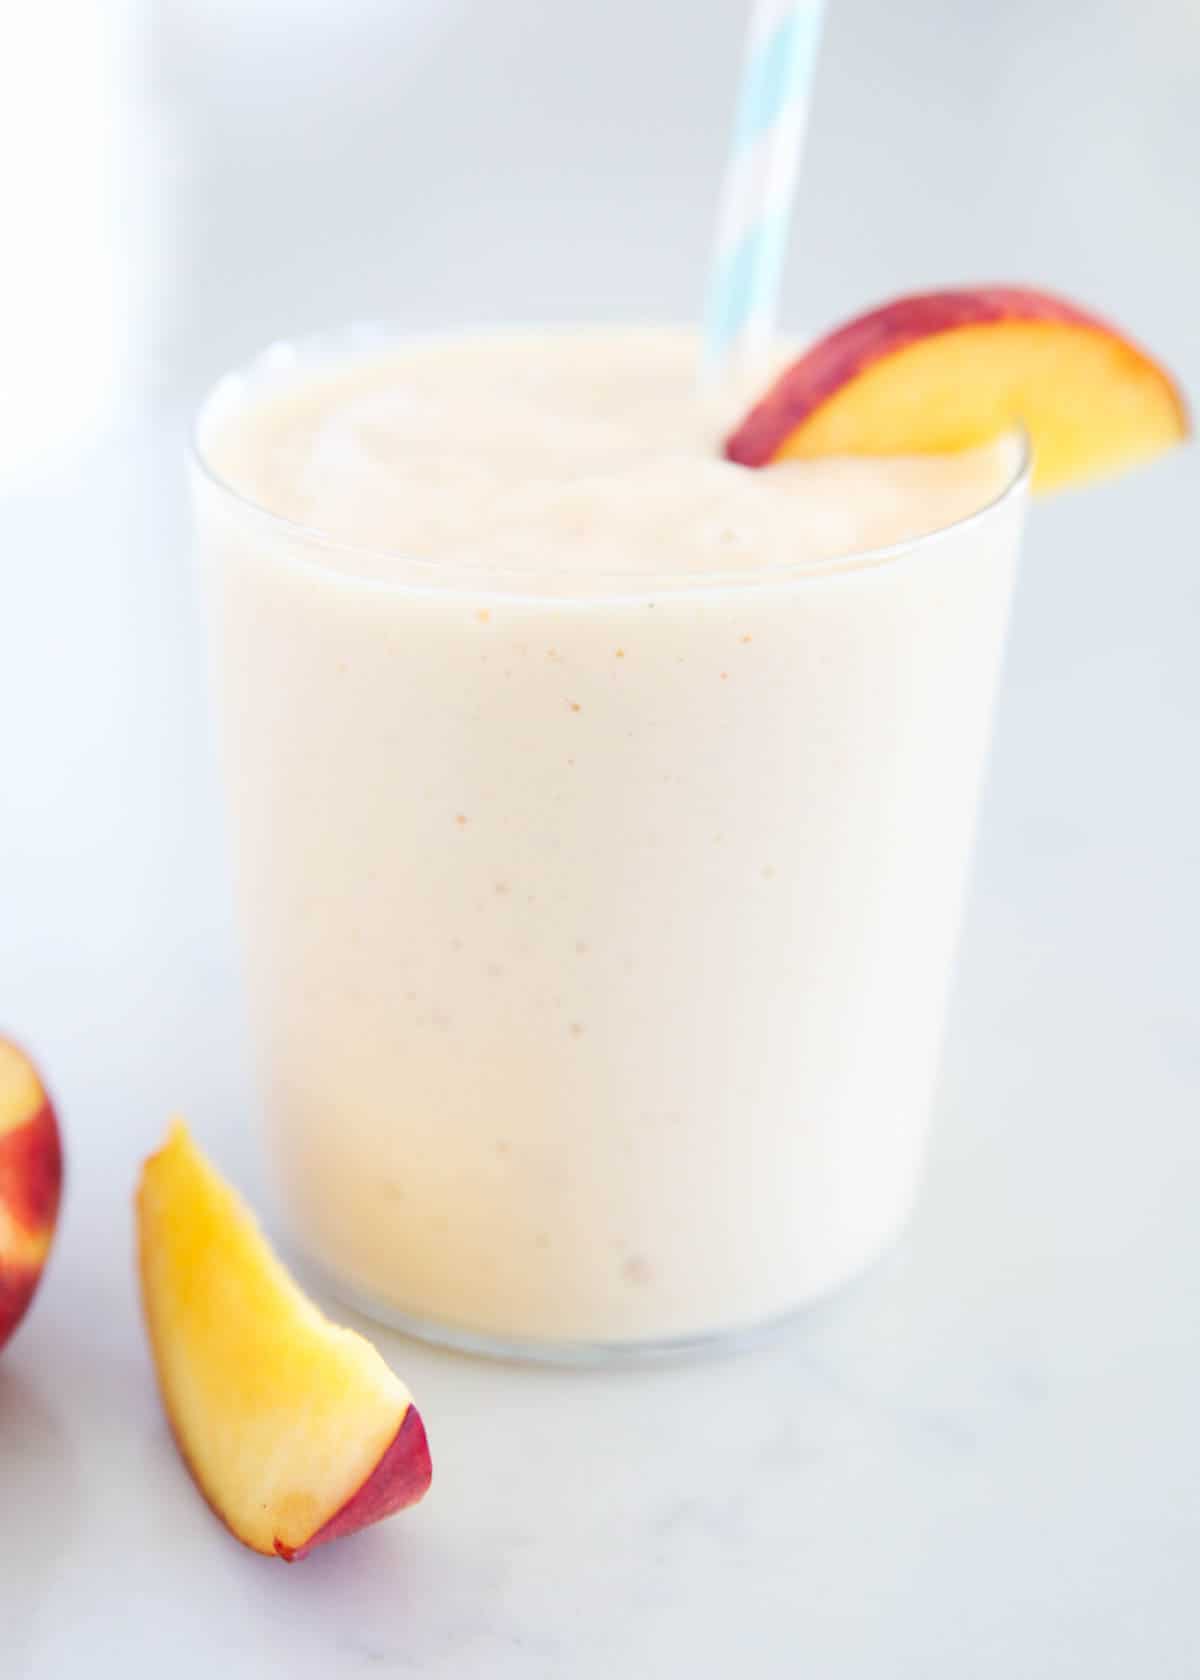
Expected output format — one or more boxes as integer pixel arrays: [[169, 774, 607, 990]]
[[0, 1038, 63, 1353], [725, 287, 1189, 492], [136, 1121, 431, 1561]]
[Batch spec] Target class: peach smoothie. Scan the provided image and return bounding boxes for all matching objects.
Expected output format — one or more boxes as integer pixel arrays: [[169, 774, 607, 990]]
[[193, 325, 1030, 1351]]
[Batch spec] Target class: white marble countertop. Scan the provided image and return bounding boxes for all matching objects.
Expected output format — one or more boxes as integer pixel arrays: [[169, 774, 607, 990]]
[[2, 2, 1198, 1674]]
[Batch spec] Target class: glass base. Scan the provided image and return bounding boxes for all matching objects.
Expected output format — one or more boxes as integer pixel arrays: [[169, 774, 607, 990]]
[[298, 1223, 909, 1368]]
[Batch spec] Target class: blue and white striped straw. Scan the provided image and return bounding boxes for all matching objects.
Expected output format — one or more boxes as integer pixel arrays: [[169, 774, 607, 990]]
[[701, 0, 828, 393]]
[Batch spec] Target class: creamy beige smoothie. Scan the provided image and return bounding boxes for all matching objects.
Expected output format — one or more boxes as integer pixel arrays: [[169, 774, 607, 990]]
[[194, 327, 1027, 1352]]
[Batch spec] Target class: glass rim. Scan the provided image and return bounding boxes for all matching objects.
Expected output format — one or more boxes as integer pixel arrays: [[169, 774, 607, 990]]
[[190, 321, 1033, 601]]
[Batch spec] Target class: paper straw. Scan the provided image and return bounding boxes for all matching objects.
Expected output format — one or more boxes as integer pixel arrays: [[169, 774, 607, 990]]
[[701, 0, 828, 393]]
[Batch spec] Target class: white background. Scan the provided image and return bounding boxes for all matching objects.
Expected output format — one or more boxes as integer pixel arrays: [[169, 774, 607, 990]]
[[1, 1, 1197, 1674]]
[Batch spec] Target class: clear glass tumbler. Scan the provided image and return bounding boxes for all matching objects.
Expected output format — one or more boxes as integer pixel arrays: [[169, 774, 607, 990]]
[[193, 328, 1030, 1361]]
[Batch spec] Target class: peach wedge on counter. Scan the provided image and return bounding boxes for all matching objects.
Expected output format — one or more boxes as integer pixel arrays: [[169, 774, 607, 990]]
[[0, 1038, 64, 1353], [136, 1121, 431, 1561], [725, 286, 1189, 492]]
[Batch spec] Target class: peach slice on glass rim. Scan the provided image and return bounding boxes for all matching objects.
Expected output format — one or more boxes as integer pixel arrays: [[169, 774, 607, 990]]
[[0, 1037, 64, 1353], [725, 287, 1189, 492], [136, 1120, 431, 1561]]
